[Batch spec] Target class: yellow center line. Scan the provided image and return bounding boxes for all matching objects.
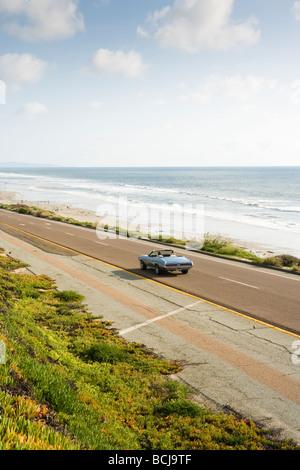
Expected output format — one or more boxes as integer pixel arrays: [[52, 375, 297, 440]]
[[0, 219, 299, 339]]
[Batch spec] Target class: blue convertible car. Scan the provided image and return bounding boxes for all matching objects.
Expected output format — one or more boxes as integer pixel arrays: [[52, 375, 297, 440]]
[[138, 249, 193, 275]]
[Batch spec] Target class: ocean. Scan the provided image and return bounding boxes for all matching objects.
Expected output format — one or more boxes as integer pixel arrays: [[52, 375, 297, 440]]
[[0, 166, 299, 257]]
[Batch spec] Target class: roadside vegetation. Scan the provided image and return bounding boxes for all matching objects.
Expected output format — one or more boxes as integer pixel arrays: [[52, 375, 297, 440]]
[[1, 203, 300, 272], [0, 246, 298, 450]]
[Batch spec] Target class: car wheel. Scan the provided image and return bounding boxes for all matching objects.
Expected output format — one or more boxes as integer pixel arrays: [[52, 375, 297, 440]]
[[140, 261, 147, 270], [181, 269, 188, 274], [155, 265, 161, 275]]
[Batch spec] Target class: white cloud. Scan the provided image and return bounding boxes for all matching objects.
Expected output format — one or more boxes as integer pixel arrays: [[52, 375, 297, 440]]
[[180, 74, 276, 103], [291, 1, 300, 21], [19, 102, 48, 116], [136, 26, 150, 39], [0, 0, 84, 41], [89, 101, 103, 109], [88, 48, 147, 78], [140, 0, 260, 52], [0, 79, 5, 104], [0, 53, 47, 91]]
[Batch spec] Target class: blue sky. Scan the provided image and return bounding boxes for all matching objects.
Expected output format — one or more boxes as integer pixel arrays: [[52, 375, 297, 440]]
[[0, 0, 299, 167]]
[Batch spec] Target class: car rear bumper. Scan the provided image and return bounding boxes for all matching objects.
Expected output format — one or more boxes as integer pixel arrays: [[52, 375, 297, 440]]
[[163, 265, 193, 271]]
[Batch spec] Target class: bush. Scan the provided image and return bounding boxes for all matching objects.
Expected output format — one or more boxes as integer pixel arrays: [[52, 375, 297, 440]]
[[262, 257, 282, 268], [53, 290, 84, 303], [155, 399, 205, 418], [201, 233, 231, 252], [78, 342, 129, 364], [17, 207, 30, 214], [275, 254, 300, 268]]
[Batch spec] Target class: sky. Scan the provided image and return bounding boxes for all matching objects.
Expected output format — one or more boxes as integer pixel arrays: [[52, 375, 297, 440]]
[[0, 0, 299, 167]]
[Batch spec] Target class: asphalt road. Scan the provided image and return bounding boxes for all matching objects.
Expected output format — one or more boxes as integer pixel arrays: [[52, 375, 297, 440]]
[[1, 208, 300, 335]]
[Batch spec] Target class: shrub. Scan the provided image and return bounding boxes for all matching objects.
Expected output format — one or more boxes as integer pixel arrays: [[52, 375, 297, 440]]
[[53, 290, 84, 303], [275, 254, 300, 268], [201, 233, 231, 252], [262, 257, 282, 268], [79, 342, 129, 364], [155, 399, 205, 418]]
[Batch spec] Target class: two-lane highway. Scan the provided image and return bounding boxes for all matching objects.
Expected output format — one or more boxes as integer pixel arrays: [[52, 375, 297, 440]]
[[1, 208, 299, 334]]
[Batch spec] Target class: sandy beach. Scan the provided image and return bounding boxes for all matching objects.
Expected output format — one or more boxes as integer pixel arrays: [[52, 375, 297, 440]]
[[0, 190, 19, 205], [0, 188, 294, 258], [0, 189, 101, 222]]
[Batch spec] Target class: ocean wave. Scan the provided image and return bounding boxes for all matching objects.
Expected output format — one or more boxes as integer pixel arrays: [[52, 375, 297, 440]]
[[24, 178, 182, 199], [204, 194, 300, 213], [1, 168, 299, 242], [203, 209, 300, 234], [3, 171, 299, 215], [0, 172, 35, 179]]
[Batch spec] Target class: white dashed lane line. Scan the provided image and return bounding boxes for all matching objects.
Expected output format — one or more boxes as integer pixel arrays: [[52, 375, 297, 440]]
[[219, 276, 260, 289]]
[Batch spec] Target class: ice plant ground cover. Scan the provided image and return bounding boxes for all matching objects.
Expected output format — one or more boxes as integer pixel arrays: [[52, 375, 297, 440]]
[[0, 246, 298, 450]]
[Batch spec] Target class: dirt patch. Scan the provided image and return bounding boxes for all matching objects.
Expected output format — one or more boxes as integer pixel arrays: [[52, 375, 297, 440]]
[[0, 369, 36, 401], [0, 369, 74, 439]]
